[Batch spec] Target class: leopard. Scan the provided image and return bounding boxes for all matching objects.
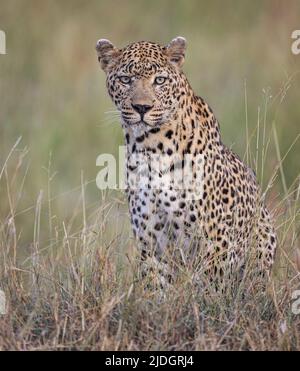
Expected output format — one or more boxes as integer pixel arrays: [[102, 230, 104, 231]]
[[95, 36, 277, 290]]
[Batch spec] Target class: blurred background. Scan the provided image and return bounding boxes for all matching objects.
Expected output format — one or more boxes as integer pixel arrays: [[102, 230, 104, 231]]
[[0, 0, 299, 250]]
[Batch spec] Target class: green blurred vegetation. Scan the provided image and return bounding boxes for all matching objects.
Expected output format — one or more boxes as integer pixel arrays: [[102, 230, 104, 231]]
[[0, 0, 299, 247]]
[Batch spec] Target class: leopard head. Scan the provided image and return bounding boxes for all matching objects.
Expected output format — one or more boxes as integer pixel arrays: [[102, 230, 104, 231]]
[[96, 37, 187, 130]]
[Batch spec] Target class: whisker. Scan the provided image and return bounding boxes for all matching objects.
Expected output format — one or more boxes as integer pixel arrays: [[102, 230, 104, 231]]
[[104, 110, 120, 115]]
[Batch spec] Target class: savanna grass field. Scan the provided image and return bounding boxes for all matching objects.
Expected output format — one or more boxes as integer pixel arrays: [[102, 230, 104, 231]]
[[0, 0, 300, 351]]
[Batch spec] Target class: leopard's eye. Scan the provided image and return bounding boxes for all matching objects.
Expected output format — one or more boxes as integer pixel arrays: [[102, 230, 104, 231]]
[[119, 76, 132, 85], [154, 76, 167, 85]]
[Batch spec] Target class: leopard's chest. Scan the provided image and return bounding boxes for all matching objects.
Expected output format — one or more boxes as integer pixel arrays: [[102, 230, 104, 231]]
[[127, 187, 183, 223], [127, 180, 202, 238], [124, 139, 206, 251]]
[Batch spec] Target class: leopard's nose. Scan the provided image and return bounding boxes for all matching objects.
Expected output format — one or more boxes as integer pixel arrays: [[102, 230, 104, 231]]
[[131, 104, 153, 116]]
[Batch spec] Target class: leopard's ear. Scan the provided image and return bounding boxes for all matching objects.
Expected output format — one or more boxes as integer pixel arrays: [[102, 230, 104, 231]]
[[165, 36, 187, 68], [96, 39, 120, 72]]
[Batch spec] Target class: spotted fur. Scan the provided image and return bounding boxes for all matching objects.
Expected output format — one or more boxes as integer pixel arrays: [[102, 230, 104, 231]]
[[96, 37, 277, 286]]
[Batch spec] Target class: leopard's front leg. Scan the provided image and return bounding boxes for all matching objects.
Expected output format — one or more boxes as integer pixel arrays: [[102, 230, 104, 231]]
[[128, 189, 175, 291]]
